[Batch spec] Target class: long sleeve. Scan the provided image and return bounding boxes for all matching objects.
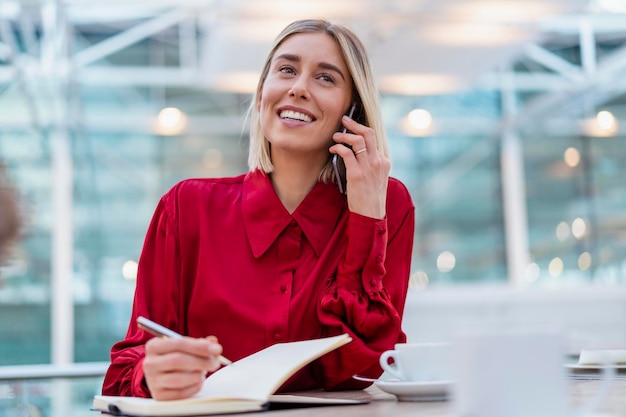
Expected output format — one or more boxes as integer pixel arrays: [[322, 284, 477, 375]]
[[317, 178, 415, 390], [102, 193, 181, 397]]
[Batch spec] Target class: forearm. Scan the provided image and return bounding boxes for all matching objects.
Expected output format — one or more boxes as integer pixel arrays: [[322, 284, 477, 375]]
[[317, 203, 415, 389]]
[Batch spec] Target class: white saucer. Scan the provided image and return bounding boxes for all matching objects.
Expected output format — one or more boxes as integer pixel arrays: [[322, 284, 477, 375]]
[[565, 363, 626, 370], [374, 380, 451, 402]]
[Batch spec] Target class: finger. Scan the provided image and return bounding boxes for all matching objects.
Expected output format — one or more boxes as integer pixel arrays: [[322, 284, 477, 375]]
[[149, 371, 205, 401], [354, 128, 376, 157], [336, 117, 374, 153], [204, 336, 224, 357], [149, 369, 205, 389], [340, 114, 362, 133], [148, 350, 218, 373], [146, 336, 217, 359], [153, 384, 202, 401], [340, 115, 374, 145], [332, 134, 361, 153], [329, 143, 357, 160]]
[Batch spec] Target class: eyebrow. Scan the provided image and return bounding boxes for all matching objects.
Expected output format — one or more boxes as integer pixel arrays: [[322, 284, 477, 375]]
[[274, 53, 346, 81]]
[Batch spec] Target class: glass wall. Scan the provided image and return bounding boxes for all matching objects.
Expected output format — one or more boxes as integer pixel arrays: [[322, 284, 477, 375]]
[[1, 2, 625, 368]]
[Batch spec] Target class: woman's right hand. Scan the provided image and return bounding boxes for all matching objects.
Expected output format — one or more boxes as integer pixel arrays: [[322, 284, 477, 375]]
[[143, 335, 224, 400]]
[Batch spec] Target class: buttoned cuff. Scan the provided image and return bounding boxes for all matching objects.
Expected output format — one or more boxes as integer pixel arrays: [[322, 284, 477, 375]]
[[131, 357, 151, 398]]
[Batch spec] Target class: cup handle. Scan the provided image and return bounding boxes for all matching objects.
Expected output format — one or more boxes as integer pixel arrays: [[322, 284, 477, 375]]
[[574, 357, 615, 417], [379, 350, 403, 380]]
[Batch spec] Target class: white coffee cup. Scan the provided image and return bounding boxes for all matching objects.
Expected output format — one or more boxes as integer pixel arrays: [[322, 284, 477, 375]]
[[452, 329, 612, 417], [379, 342, 452, 382]]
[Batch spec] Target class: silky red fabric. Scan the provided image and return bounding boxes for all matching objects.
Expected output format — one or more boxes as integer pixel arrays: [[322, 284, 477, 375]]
[[102, 170, 415, 397]]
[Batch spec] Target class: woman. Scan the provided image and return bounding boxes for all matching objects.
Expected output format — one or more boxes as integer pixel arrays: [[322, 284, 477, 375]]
[[0, 166, 20, 264], [103, 19, 415, 400]]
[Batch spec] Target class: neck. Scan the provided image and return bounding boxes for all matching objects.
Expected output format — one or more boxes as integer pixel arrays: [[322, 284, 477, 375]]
[[270, 152, 327, 214]]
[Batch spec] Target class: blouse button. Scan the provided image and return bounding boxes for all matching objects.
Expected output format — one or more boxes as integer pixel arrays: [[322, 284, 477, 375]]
[[280, 284, 287, 293], [273, 332, 282, 341], [378, 228, 386, 235], [370, 278, 378, 287], [376, 255, 384, 263], [289, 220, 297, 227]]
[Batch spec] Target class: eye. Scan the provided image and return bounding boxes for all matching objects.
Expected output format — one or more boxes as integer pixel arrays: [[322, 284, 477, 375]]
[[318, 73, 336, 83], [279, 65, 296, 75]]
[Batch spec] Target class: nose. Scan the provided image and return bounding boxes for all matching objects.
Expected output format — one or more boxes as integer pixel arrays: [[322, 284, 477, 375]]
[[288, 76, 310, 100]]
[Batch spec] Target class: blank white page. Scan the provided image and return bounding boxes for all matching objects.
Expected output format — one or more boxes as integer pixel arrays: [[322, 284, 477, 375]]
[[196, 334, 351, 402]]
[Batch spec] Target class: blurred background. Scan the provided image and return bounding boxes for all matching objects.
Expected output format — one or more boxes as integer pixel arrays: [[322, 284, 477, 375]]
[[1, 0, 626, 399]]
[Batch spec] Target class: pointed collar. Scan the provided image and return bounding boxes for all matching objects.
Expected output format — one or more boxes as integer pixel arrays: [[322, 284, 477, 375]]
[[242, 170, 346, 258]]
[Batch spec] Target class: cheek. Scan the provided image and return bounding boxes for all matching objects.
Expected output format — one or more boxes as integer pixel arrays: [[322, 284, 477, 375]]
[[258, 86, 278, 116], [259, 99, 274, 128], [327, 103, 349, 129]]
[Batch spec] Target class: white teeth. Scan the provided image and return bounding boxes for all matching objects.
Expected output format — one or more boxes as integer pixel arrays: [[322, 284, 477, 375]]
[[280, 110, 312, 122]]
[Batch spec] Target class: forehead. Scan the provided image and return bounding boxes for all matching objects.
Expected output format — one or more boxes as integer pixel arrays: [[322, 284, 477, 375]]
[[273, 32, 348, 69]]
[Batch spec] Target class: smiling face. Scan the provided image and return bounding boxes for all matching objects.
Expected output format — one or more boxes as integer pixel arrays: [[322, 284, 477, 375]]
[[258, 32, 353, 162]]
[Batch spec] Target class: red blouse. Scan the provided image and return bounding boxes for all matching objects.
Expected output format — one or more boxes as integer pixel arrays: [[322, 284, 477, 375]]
[[102, 170, 415, 397]]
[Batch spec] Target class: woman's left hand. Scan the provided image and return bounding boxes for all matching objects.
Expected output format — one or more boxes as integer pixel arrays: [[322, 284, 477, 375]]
[[330, 115, 390, 219]]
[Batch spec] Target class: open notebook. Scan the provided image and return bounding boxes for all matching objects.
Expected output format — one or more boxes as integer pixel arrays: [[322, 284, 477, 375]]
[[93, 334, 367, 416]]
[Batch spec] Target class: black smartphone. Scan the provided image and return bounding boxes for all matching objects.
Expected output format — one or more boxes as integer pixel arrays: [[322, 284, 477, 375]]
[[332, 103, 356, 194]]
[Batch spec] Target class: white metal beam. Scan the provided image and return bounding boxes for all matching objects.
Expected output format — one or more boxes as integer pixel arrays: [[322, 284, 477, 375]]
[[73, 7, 195, 68], [523, 43, 584, 82], [179, 15, 198, 69], [76, 65, 202, 86], [514, 38, 626, 131], [579, 18, 597, 76]]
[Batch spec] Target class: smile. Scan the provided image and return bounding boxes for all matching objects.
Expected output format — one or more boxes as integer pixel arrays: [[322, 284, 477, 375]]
[[279, 110, 313, 123]]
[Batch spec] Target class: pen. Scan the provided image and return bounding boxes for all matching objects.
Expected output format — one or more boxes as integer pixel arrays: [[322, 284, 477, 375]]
[[137, 316, 233, 366]]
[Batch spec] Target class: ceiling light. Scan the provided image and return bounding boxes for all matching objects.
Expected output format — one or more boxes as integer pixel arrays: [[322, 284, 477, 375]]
[[408, 109, 433, 130], [578, 252, 592, 271], [556, 221, 570, 242], [582, 112, 619, 137], [122, 260, 138, 280], [378, 73, 465, 95], [440, 1, 564, 23], [563, 147, 580, 167], [596, 110, 617, 131], [525, 262, 540, 283], [571, 218, 587, 240], [436, 251, 456, 273], [409, 271, 429, 291], [155, 107, 187, 135], [548, 257, 563, 277], [224, 1, 360, 21], [420, 23, 528, 47], [209, 72, 261, 94]]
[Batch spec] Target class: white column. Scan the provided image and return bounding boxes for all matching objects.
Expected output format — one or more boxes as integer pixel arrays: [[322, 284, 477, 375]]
[[500, 71, 530, 287], [501, 130, 530, 287], [51, 127, 73, 365], [41, 0, 73, 366], [42, 2, 74, 417]]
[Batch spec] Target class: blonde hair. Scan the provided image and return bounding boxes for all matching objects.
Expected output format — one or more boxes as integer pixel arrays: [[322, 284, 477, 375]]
[[247, 19, 389, 183]]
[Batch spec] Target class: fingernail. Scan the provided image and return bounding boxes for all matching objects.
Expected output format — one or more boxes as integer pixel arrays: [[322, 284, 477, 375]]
[[342, 115, 351, 120], [209, 345, 221, 354]]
